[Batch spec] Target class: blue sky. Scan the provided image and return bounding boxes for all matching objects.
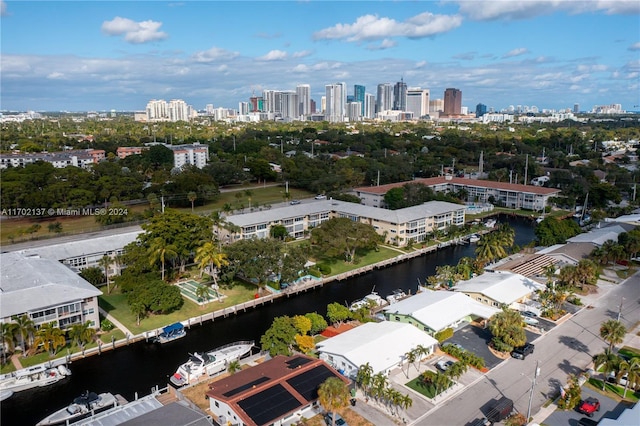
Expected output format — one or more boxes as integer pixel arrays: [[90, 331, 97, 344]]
[[1, 1, 639, 112]]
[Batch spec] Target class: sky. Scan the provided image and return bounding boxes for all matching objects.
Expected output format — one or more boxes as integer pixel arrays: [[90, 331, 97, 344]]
[[1, 0, 639, 113]]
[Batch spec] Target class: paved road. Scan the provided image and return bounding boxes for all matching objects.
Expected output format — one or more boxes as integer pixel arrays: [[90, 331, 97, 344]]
[[413, 272, 640, 426]]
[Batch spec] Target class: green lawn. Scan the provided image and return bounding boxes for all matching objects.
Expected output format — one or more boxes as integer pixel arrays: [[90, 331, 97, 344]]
[[405, 375, 452, 399], [314, 246, 403, 276], [99, 281, 258, 335], [587, 378, 640, 402]]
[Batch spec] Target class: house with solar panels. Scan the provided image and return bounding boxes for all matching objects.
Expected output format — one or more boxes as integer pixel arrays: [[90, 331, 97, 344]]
[[206, 354, 350, 426]]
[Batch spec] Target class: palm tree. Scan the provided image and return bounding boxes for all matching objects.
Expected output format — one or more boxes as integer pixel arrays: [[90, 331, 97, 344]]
[[98, 254, 112, 294], [592, 349, 621, 390], [356, 362, 373, 395], [318, 377, 350, 426], [371, 372, 389, 402], [617, 357, 640, 397], [600, 319, 626, 351], [227, 360, 242, 374], [187, 191, 197, 212], [34, 323, 66, 357], [1, 322, 18, 362], [12, 314, 35, 356], [414, 344, 430, 372], [148, 237, 178, 281], [68, 321, 96, 348], [130, 301, 146, 326], [399, 393, 413, 418], [404, 350, 416, 378], [194, 284, 211, 307], [194, 241, 230, 300]]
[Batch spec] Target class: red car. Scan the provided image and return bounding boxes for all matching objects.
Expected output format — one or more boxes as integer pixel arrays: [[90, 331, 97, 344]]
[[578, 397, 600, 417]]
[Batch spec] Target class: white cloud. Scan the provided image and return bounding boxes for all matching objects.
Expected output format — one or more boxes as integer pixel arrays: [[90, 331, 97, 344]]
[[577, 64, 608, 72], [292, 50, 313, 58], [257, 50, 288, 61], [47, 72, 66, 80], [101, 17, 168, 44], [503, 48, 529, 58], [629, 42, 640, 51], [192, 47, 239, 63], [366, 39, 397, 50], [454, 0, 640, 21], [415, 60, 427, 68], [292, 64, 309, 73], [1, 0, 8, 17], [313, 12, 462, 42]]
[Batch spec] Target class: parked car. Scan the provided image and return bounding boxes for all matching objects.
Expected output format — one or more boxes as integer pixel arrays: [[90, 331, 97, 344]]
[[521, 311, 538, 317], [290, 200, 301, 205], [435, 360, 454, 372], [577, 397, 600, 417], [511, 343, 535, 360], [324, 412, 348, 426], [486, 397, 514, 423], [607, 372, 629, 387], [315, 194, 327, 200], [522, 316, 539, 326]]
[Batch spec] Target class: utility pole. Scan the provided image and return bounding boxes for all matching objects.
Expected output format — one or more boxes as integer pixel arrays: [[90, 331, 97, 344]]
[[524, 154, 529, 185], [617, 297, 624, 321], [527, 361, 541, 421]]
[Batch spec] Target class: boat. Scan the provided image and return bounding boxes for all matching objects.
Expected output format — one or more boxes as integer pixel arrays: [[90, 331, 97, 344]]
[[385, 289, 407, 304], [0, 364, 71, 394], [349, 292, 385, 311], [169, 340, 254, 387], [36, 391, 119, 426], [152, 322, 186, 344], [0, 390, 13, 402], [484, 218, 497, 228], [468, 234, 480, 243]]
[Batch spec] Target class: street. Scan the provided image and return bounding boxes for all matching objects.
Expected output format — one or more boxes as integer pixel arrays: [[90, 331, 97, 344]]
[[413, 272, 639, 425]]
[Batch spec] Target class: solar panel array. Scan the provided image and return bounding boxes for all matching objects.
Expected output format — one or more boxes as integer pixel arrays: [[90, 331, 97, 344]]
[[286, 357, 312, 369], [222, 376, 271, 398], [286, 365, 335, 401], [237, 384, 301, 426]]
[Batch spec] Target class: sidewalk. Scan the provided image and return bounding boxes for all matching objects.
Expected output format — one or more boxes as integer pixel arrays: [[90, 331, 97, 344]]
[[99, 307, 133, 337]]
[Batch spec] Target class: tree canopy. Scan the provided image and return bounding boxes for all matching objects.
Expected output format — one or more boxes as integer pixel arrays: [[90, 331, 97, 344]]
[[311, 217, 382, 263]]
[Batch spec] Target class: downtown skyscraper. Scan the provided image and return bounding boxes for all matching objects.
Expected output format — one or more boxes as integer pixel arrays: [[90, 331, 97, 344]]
[[393, 78, 407, 111], [376, 83, 393, 113], [296, 84, 311, 117], [443, 88, 462, 116], [325, 82, 346, 123], [354, 84, 365, 115]]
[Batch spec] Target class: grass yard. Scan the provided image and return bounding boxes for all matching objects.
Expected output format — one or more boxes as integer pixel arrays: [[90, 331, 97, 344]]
[[99, 281, 258, 335], [405, 375, 452, 399], [314, 246, 403, 276], [586, 378, 640, 403]]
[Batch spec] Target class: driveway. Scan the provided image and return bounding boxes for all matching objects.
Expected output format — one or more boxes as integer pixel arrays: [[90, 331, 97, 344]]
[[446, 324, 502, 369], [542, 386, 632, 425]]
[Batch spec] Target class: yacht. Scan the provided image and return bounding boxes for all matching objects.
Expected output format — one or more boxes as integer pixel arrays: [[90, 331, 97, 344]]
[[385, 289, 407, 304], [0, 363, 71, 394], [468, 234, 481, 243], [484, 218, 497, 228], [36, 391, 119, 426], [169, 340, 254, 387], [349, 292, 385, 311], [152, 322, 186, 344]]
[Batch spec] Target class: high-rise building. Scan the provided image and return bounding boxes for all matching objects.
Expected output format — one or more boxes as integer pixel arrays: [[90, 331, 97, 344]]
[[376, 83, 393, 113], [430, 99, 444, 114], [310, 99, 317, 114], [296, 84, 311, 117], [249, 96, 263, 112], [146, 99, 168, 121], [364, 93, 376, 119], [347, 102, 362, 122], [262, 90, 277, 113], [354, 85, 365, 115], [325, 83, 346, 123], [393, 78, 407, 111], [475, 103, 488, 118], [406, 88, 430, 118], [278, 91, 299, 120], [239, 102, 250, 115], [573, 103, 580, 114], [443, 88, 462, 116]]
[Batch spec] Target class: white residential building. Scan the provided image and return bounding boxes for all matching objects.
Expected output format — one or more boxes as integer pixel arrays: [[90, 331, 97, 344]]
[[406, 87, 430, 118], [453, 271, 546, 308], [325, 83, 346, 122], [296, 84, 311, 117], [376, 83, 393, 113], [364, 93, 376, 119], [0, 252, 102, 330], [316, 321, 438, 378]]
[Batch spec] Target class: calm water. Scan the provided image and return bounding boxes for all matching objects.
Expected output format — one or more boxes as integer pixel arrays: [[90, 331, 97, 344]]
[[1, 215, 535, 426]]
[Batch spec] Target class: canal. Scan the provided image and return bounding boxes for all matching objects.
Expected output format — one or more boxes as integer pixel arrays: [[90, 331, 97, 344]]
[[2, 215, 536, 426]]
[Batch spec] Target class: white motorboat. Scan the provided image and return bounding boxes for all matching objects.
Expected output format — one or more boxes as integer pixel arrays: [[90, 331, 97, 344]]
[[152, 322, 186, 344], [0, 364, 71, 394], [169, 340, 254, 387], [350, 292, 385, 311], [36, 391, 118, 426], [0, 390, 13, 402], [468, 234, 480, 243], [484, 218, 497, 228], [385, 289, 407, 304]]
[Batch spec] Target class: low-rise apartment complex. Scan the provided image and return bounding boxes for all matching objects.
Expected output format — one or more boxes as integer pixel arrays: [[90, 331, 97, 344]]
[[352, 176, 561, 211], [221, 199, 466, 247]]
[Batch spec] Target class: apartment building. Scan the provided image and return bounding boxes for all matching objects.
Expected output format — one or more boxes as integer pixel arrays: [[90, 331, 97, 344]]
[[0, 149, 104, 169], [220, 199, 465, 247]]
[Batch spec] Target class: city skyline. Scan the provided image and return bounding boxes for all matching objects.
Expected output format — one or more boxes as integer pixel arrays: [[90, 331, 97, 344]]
[[1, 1, 639, 112]]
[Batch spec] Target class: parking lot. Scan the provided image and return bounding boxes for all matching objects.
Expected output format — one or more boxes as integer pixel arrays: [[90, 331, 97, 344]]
[[542, 386, 631, 425]]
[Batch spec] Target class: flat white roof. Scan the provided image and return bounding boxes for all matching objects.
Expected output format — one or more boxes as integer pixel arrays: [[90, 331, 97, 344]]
[[453, 272, 545, 305], [12, 230, 142, 261], [0, 252, 102, 318], [316, 321, 438, 375], [226, 199, 464, 228], [566, 224, 628, 246], [382, 290, 500, 331]]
